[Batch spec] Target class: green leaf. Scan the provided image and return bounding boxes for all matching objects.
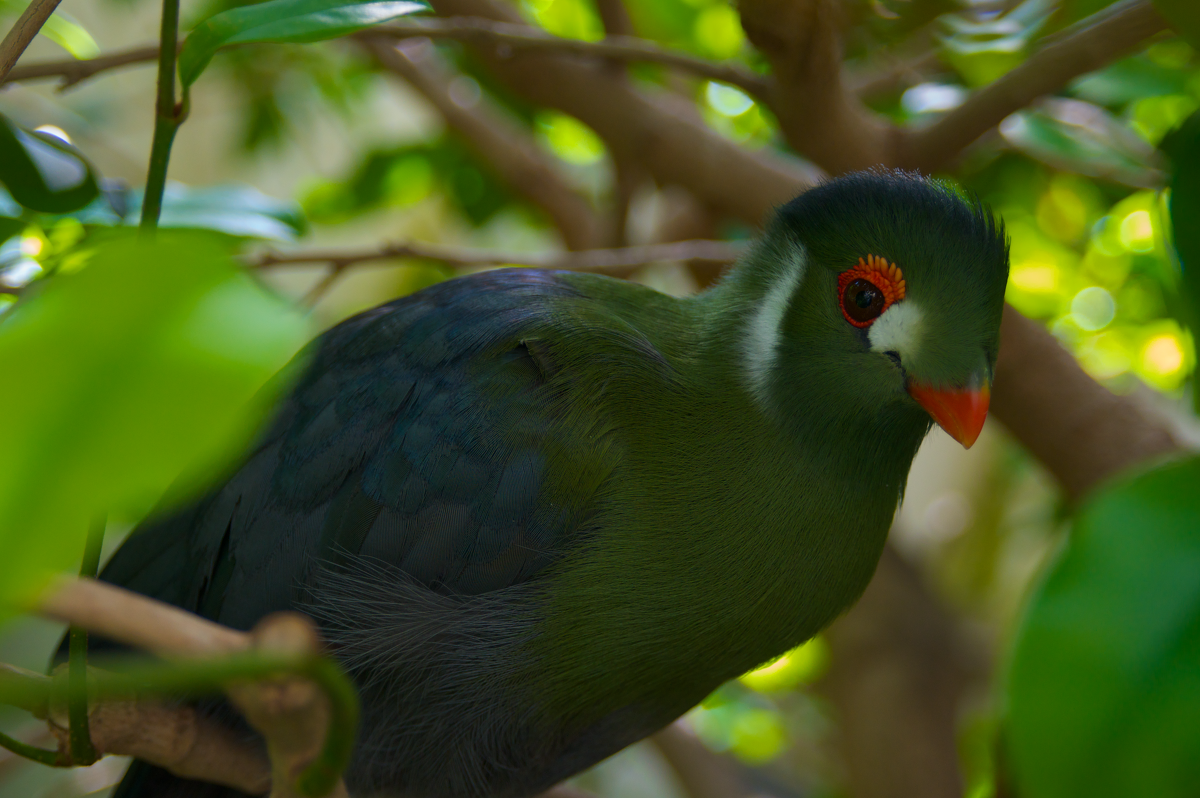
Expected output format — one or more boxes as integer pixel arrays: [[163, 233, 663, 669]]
[[1160, 110, 1200, 324], [178, 0, 427, 88], [1007, 455, 1200, 798], [1153, 0, 1200, 48], [39, 10, 100, 59], [0, 230, 309, 618], [0, 114, 99, 214]]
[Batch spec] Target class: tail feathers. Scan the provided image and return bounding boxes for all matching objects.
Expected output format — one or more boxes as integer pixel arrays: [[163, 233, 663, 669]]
[[112, 761, 260, 798]]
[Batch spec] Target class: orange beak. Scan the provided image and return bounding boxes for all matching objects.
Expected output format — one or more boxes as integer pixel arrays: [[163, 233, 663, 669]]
[[907, 380, 990, 449]]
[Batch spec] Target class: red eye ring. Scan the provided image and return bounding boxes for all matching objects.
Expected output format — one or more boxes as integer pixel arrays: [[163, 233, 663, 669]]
[[838, 255, 905, 328]]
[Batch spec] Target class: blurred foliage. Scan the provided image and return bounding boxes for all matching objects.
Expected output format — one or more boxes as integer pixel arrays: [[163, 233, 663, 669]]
[[302, 136, 516, 224], [1007, 455, 1200, 798], [0, 231, 309, 620]]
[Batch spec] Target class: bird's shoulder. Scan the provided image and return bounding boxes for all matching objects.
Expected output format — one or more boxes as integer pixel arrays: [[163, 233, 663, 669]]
[[106, 269, 670, 628]]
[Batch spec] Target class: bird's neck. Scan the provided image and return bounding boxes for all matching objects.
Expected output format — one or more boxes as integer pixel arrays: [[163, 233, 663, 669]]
[[686, 249, 928, 495]]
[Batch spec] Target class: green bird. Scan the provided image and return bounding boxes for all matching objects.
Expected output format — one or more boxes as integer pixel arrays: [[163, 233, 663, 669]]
[[98, 170, 1008, 798]]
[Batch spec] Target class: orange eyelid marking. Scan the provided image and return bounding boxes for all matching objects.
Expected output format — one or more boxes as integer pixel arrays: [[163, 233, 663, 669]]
[[837, 255, 906, 327]]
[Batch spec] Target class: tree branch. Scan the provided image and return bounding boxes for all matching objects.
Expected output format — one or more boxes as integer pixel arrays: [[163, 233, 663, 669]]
[[369, 18, 770, 99], [0, 0, 61, 83], [25, 578, 353, 798], [991, 304, 1181, 502], [364, 37, 605, 250], [0, 43, 159, 88], [427, 0, 820, 227], [2, 17, 767, 98]]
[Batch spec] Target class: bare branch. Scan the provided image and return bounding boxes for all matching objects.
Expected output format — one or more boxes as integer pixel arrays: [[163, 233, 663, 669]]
[[364, 37, 605, 250], [0, 0, 61, 83], [40, 577, 247, 657], [898, 0, 1171, 172], [252, 238, 743, 273], [1, 44, 159, 88], [991, 304, 1182, 502], [427, 0, 819, 227]]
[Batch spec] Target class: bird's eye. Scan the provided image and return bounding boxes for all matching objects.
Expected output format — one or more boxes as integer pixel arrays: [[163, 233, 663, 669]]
[[842, 279, 885, 324], [837, 255, 905, 328]]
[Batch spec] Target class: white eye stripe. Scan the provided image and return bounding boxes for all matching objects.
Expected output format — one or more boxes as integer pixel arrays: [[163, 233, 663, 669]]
[[744, 244, 806, 406], [868, 301, 923, 358]]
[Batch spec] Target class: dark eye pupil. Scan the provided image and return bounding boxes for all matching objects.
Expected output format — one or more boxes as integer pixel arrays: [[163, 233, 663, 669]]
[[842, 278, 886, 324]]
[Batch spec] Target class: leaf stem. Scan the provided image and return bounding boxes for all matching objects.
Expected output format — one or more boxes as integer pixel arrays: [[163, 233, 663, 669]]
[[67, 515, 105, 766], [139, 0, 182, 233]]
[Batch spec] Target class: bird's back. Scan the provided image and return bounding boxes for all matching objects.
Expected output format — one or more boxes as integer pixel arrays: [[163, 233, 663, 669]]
[[100, 268, 648, 797]]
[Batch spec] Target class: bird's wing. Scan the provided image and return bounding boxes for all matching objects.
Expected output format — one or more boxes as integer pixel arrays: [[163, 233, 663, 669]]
[[99, 269, 624, 631]]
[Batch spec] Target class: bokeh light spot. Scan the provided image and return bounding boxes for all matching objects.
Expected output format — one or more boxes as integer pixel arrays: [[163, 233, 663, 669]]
[[1070, 286, 1115, 331], [705, 81, 754, 117], [1143, 334, 1184, 377], [536, 112, 606, 164], [729, 708, 787, 764], [1118, 210, 1154, 253]]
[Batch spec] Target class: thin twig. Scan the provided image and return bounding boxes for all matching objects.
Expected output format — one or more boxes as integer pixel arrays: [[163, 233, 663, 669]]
[[258, 238, 745, 304], [2, 17, 768, 98], [252, 238, 743, 272], [1, 44, 160, 88], [0, 0, 61, 83]]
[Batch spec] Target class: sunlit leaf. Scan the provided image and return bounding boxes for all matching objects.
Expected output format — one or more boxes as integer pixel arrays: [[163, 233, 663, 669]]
[[178, 0, 428, 88], [39, 10, 100, 59], [0, 231, 310, 618], [1007, 455, 1200, 798], [0, 114, 99, 214]]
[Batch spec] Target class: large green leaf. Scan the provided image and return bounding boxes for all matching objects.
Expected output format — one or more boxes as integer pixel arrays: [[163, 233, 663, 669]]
[[1007, 455, 1200, 798], [0, 231, 309, 618], [178, 0, 427, 88], [0, 114, 99, 215], [1153, 0, 1200, 48]]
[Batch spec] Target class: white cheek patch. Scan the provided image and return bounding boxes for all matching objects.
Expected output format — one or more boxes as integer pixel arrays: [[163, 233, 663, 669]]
[[744, 245, 806, 406], [868, 301, 923, 359]]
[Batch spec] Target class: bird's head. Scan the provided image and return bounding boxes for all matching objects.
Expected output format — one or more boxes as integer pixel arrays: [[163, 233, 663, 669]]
[[739, 170, 1009, 449]]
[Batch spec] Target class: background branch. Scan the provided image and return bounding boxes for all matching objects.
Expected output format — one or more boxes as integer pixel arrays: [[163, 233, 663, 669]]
[[365, 37, 605, 250], [0, 0, 61, 83]]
